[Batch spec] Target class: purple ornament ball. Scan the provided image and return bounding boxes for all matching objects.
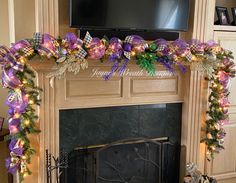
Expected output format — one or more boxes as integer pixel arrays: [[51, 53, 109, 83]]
[[218, 71, 229, 84], [123, 43, 132, 52], [65, 32, 77, 43], [88, 44, 106, 59], [223, 58, 231, 66], [8, 108, 14, 115]]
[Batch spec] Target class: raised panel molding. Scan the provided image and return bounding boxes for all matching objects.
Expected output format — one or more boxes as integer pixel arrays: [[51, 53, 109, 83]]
[[130, 77, 178, 96], [66, 78, 122, 98], [211, 125, 236, 175]]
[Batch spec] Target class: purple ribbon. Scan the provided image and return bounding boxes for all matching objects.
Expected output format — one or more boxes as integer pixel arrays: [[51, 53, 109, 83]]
[[8, 118, 21, 134], [9, 139, 23, 156], [177, 62, 187, 73], [6, 90, 28, 113], [38, 34, 59, 58], [4, 53, 24, 71], [0, 45, 10, 57], [5, 157, 20, 174], [119, 59, 129, 75], [189, 39, 205, 55], [0, 46, 10, 65], [153, 39, 167, 52], [158, 57, 174, 73], [104, 61, 119, 80], [65, 32, 83, 50], [2, 68, 22, 89], [11, 40, 32, 59], [11, 40, 31, 52]]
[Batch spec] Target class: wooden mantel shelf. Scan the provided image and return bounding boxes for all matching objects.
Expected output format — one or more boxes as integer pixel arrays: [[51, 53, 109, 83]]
[[29, 57, 56, 71], [29, 57, 192, 73]]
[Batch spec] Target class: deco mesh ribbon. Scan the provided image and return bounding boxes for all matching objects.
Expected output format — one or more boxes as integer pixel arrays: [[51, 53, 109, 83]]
[[0, 31, 235, 182]]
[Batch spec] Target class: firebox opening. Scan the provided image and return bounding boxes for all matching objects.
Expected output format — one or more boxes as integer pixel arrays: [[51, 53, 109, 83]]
[[59, 103, 182, 183]]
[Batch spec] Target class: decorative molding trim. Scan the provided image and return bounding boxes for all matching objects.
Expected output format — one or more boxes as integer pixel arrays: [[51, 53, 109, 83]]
[[8, 0, 15, 44], [38, 71, 57, 183], [192, 0, 215, 41], [181, 65, 208, 173], [35, 0, 59, 36]]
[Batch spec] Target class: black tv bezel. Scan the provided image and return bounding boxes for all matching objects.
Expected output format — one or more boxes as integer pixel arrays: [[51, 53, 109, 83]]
[[69, 0, 190, 32]]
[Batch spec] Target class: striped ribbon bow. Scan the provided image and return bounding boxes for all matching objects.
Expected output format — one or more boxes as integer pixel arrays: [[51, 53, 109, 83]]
[[83, 32, 93, 47]]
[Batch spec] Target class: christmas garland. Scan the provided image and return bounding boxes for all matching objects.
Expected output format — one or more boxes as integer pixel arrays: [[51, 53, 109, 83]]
[[0, 32, 235, 181]]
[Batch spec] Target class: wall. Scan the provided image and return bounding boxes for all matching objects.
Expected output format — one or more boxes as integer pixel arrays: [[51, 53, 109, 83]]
[[0, 1, 37, 183], [0, 0, 10, 122], [0, 1, 10, 183], [0, 0, 36, 121], [14, 0, 36, 41], [0, 0, 10, 46]]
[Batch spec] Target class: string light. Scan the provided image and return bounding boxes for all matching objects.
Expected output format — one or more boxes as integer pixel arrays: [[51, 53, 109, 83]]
[[192, 55, 197, 61], [24, 119, 30, 126], [29, 100, 34, 105], [20, 140, 25, 146], [19, 57, 26, 64], [22, 79, 27, 84], [44, 43, 50, 48], [136, 46, 142, 51], [10, 126, 19, 134], [23, 173, 28, 178], [213, 83, 218, 88], [14, 113, 20, 119], [111, 45, 115, 50], [15, 88, 21, 93]]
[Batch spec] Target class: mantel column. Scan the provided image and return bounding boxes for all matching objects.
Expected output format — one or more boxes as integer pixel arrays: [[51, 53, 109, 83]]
[[191, 0, 215, 41], [181, 64, 208, 172], [35, 0, 59, 36]]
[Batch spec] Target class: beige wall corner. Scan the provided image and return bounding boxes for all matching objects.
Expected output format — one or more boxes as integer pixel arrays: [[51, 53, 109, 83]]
[[0, 0, 10, 46], [0, 0, 10, 123], [13, 0, 36, 41]]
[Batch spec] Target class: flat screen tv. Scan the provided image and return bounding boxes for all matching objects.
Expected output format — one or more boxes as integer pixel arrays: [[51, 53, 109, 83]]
[[70, 0, 190, 32]]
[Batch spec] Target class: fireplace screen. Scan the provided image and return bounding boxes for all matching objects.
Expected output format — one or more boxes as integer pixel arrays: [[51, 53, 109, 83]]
[[59, 104, 182, 183], [61, 138, 180, 183]]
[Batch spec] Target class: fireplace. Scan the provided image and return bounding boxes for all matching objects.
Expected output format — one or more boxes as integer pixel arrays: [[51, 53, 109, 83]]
[[59, 103, 182, 183], [26, 61, 206, 183]]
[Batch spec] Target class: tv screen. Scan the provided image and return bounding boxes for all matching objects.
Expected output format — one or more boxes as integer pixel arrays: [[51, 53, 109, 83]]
[[70, 0, 190, 31]]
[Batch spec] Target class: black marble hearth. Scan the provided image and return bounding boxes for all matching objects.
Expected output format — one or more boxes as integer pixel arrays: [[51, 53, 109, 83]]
[[59, 103, 182, 183]]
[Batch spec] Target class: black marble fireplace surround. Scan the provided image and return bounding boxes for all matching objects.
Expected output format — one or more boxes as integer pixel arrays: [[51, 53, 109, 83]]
[[59, 103, 182, 183]]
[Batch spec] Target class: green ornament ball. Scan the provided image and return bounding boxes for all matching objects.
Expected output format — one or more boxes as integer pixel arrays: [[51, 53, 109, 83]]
[[149, 43, 157, 52]]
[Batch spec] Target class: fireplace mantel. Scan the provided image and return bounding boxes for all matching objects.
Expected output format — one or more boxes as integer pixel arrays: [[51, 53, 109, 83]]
[[24, 60, 208, 183]]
